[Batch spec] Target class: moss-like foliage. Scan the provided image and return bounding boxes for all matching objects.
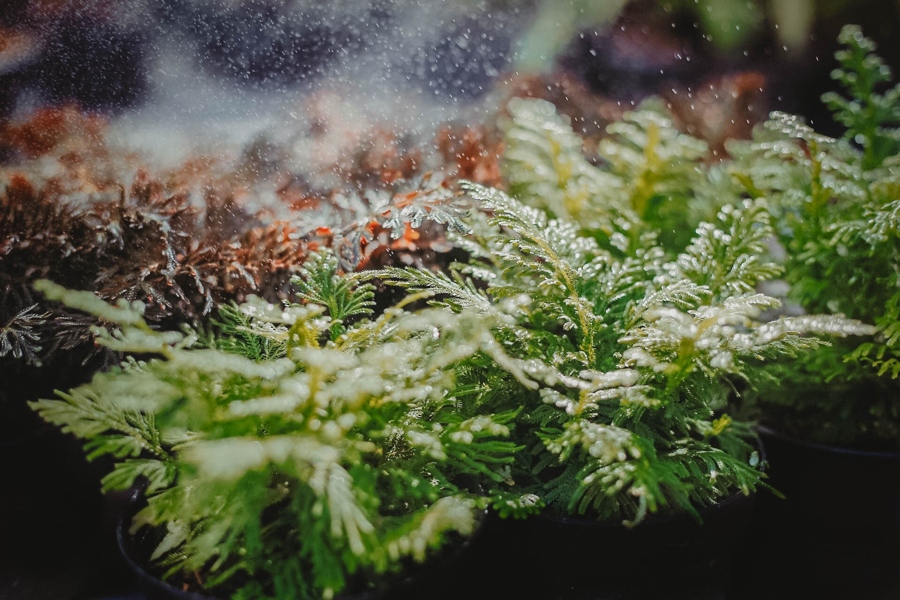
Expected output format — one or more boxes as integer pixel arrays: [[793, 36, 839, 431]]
[[376, 183, 870, 525], [728, 25, 900, 450], [29, 251, 532, 600], [499, 95, 738, 256]]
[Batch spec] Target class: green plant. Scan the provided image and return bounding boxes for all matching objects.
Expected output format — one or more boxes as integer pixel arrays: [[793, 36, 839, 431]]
[[364, 75, 878, 526], [499, 95, 730, 256], [29, 249, 533, 600], [727, 24, 900, 450], [377, 178, 871, 525]]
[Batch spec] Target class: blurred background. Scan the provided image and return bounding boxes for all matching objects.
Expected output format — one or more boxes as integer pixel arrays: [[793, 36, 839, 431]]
[[2, 0, 900, 161]]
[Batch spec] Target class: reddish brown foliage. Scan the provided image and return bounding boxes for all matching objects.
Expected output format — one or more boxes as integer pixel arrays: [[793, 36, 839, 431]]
[[0, 105, 108, 159], [665, 71, 769, 158], [435, 124, 504, 187], [494, 71, 628, 156]]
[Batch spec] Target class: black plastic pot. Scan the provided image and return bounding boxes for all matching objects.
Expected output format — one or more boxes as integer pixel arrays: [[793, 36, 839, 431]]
[[726, 426, 900, 600], [461, 491, 756, 600], [117, 489, 490, 600]]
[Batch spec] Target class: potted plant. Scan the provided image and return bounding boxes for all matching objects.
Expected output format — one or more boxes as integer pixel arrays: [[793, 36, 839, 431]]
[[0, 78, 522, 598], [376, 94, 873, 599], [0, 106, 325, 598], [28, 246, 534, 600], [724, 24, 900, 599]]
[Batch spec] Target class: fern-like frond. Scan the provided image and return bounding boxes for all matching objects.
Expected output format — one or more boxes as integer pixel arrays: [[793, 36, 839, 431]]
[[821, 24, 900, 170], [598, 100, 708, 223], [500, 97, 623, 227], [373, 173, 473, 239], [543, 421, 686, 523], [0, 304, 48, 365], [292, 248, 374, 339], [34, 279, 147, 326], [499, 97, 716, 255], [208, 302, 288, 361], [672, 199, 783, 298], [369, 266, 494, 314], [30, 385, 171, 473], [102, 458, 176, 494], [462, 182, 607, 365]]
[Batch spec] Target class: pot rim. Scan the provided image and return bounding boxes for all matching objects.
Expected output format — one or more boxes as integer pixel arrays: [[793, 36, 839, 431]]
[[755, 424, 900, 460]]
